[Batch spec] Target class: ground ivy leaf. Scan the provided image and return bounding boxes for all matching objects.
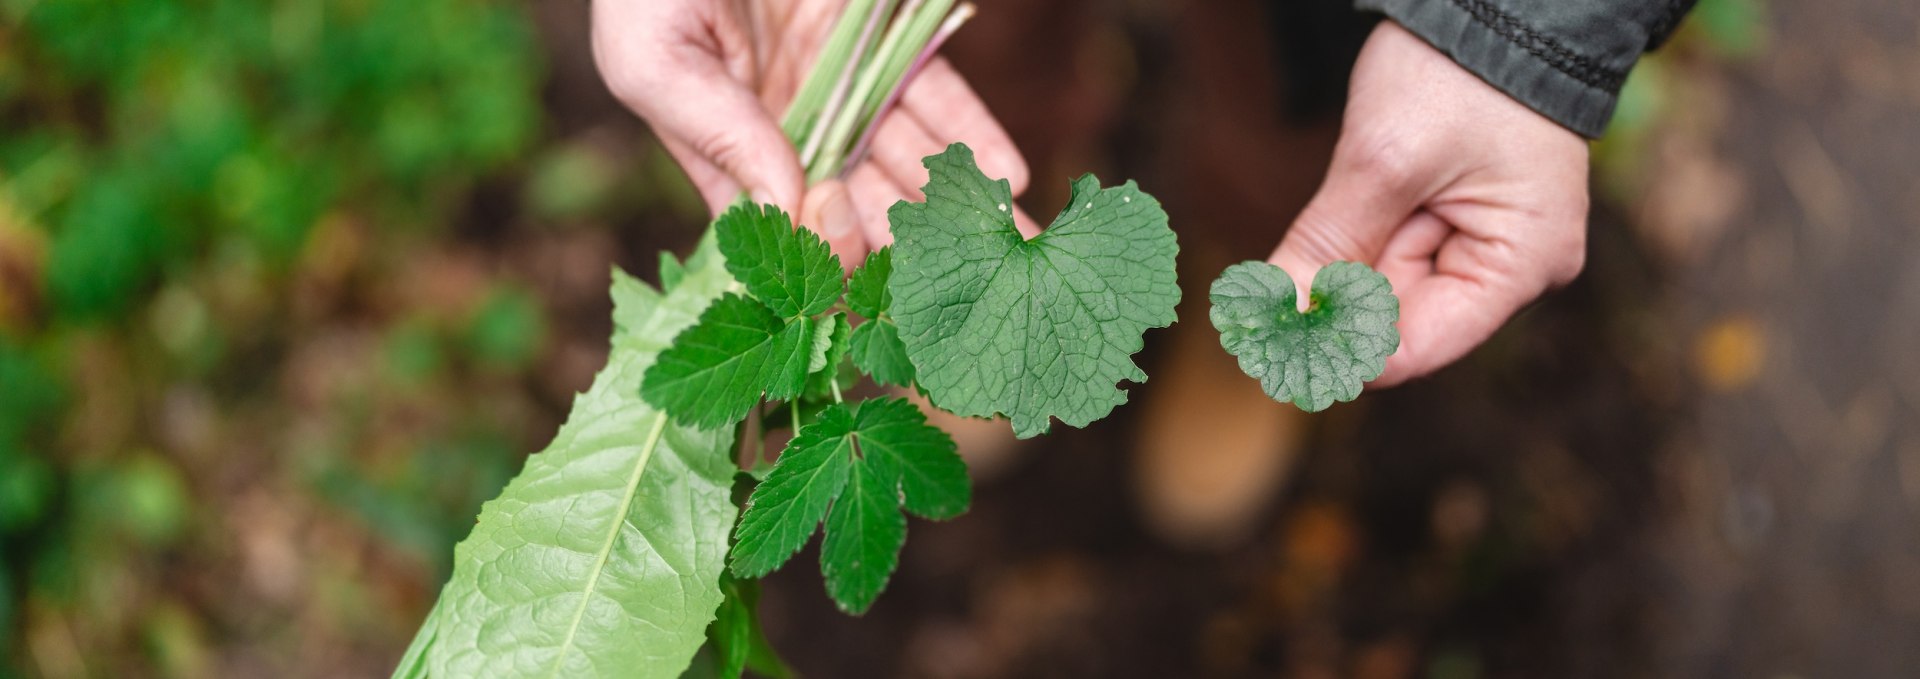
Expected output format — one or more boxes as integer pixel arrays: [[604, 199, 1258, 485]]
[[1208, 260, 1399, 412], [805, 313, 852, 399], [888, 143, 1180, 438], [715, 202, 843, 319], [642, 294, 815, 428], [729, 416, 854, 578], [424, 260, 737, 679], [847, 319, 914, 387], [846, 247, 893, 318], [820, 456, 907, 615]]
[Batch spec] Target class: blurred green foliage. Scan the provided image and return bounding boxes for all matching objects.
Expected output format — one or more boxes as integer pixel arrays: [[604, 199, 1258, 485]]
[[1, 0, 548, 673]]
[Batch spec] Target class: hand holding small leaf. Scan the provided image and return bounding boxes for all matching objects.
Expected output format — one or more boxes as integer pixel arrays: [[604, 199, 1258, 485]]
[[1268, 22, 1589, 386]]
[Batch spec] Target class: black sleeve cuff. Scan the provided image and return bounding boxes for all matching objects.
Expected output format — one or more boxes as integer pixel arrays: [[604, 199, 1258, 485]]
[[1354, 0, 1642, 138]]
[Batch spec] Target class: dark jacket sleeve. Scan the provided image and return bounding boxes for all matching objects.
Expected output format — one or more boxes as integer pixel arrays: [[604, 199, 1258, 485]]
[[1353, 0, 1696, 138]]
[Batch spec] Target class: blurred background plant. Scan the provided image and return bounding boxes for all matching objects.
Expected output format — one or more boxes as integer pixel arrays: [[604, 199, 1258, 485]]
[[0, 0, 709, 675], [6, 0, 1919, 677]]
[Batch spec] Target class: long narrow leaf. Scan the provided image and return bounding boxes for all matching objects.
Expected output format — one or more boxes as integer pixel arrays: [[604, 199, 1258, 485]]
[[411, 237, 741, 678]]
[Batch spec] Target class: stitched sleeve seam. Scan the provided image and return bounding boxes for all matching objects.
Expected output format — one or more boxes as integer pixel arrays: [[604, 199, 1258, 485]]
[[1447, 0, 1628, 93]]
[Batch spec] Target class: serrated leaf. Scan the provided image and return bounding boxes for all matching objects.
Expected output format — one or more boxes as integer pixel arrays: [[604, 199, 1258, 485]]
[[715, 202, 843, 319], [888, 143, 1180, 437], [728, 421, 854, 578], [846, 247, 892, 318], [804, 313, 852, 399], [820, 456, 906, 615], [730, 398, 964, 611], [1208, 261, 1399, 412], [424, 261, 738, 679], [851, 398, 968, 520], [642, 294, 816, 429], [848, 319, 914, 388]]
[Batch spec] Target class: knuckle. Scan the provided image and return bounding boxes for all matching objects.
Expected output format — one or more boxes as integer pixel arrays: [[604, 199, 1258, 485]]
[[689, 129, 751, 173]]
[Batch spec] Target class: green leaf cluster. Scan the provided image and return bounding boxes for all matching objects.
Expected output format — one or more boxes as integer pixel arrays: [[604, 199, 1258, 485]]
[[640, 200, 967, 617], [403, 141, 1184, 678], [1208, 261, 1400, 412], [642, 203, 849, 428]]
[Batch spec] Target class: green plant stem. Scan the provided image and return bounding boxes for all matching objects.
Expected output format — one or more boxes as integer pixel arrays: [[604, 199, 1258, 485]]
[[828, 377, 844, 404], [843, 3, 973, 173], [807, 0, 956, 182], [781, 0, 881, 145], [798, 0, 898, 168]]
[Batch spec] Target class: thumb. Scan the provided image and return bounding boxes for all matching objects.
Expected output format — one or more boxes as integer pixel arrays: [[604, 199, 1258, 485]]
[[800, 179, 866, 273], [1269, 158, 1423, 308]]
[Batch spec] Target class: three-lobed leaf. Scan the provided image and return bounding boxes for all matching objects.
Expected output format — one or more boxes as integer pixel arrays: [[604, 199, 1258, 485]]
[[1208, 260, 1399, 412], [888, 143, 1180, 437], [728, 397, 967, 613], [728, 419, 854, 579]]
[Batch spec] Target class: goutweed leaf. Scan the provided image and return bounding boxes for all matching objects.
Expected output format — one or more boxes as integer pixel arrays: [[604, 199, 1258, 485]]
[[642, 294, 816, 429], [730, 397, 965, 613], [715, 201, 843, 319]]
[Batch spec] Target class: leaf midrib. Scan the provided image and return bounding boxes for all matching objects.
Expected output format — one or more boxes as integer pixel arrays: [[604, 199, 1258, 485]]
[[546, 410, 670, 679]]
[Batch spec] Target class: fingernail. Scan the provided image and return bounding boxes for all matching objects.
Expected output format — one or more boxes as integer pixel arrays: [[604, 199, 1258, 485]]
[[750, 188, 777, 209]]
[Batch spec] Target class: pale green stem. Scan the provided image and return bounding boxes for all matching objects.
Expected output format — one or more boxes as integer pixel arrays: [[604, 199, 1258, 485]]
[[799, 0, 898, 168], [781, 0, 880, 145], [807, 0, 955, 182], [843, 3, 974, 174]]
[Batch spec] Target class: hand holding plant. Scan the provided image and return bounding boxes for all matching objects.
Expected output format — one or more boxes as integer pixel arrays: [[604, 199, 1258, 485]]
[[1267, 21, 1590, 387], [590, 0, 1033, 267]]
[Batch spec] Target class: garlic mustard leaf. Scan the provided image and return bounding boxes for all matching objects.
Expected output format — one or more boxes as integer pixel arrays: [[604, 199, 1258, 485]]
[[887, 143, 1180, 437]]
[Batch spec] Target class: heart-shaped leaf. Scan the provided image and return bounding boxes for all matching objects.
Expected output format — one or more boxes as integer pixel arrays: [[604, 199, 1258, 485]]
[[887, 143, 1180, 437], [1209, 261, 1399, 412]]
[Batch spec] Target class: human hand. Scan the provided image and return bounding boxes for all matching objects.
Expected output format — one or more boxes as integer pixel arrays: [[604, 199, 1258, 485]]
[[1271, 21, 1590, 386], [590, 0, 1031, 266]]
